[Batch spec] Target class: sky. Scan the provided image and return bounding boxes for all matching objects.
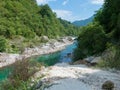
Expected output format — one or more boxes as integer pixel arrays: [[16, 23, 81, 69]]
[[36, 0, 104, 22]]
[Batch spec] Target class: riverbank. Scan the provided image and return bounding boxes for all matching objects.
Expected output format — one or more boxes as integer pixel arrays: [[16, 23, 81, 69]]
[[33, 63, 120, 90], [0, 37, 74, 68]]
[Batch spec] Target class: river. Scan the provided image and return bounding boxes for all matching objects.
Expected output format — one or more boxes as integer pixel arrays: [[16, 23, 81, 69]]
[[0, 42, 77, 81]]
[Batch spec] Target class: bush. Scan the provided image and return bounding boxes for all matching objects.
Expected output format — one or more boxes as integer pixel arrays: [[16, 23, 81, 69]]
[[0, 36, 8, 52], [0, 59, 42, 90], [98, 46, 120, 70], [73, 23, 107, 61]]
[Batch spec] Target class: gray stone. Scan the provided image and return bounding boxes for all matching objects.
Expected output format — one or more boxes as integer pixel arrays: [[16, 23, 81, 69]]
[[102, 81, 114, 90], [41, 36, 49, 42], [91, 57, 102, 64], [84, 56, 95, 63], [35, 81, 43, 89]]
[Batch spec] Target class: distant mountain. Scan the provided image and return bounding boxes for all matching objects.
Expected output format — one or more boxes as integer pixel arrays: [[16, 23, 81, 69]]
[[72, 16, 94, 27]]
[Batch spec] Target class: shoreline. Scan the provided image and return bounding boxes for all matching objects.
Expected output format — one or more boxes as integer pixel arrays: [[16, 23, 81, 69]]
[[0, 37, 74, 68]]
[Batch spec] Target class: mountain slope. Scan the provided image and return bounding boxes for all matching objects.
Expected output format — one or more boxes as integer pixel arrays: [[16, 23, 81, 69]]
[[0, 0, 80, 39], [72, 16, 94, 27], [0, 0, 81, 52]]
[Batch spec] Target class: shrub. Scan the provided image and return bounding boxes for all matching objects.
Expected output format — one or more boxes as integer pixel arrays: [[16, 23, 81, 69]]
[[0, 36, 8, 52], [98, 46, 120, 70], [73, 23, 107, 61], [0, 59, 42, 90]]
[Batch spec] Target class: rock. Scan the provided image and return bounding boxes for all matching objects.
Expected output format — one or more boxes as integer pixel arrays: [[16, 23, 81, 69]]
[[57, 39, 63, 42], [41, 36, 49, 42], [91, 57, 102, 66], [61, 39, 67, 43], [102, 81, 114, 90], [84, 56, 95, 63], [34, 62, 120, 90], [57, 36, 75, 43], [57, 37, 69, 43], [0, 53, 8, 62], [84, 56, 102, 66], [35, 81, 43, 89], [73, 60, 88, 65], [67, 36, 74, 41]]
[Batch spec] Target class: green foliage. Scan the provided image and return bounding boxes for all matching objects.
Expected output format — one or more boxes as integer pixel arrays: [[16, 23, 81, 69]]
[[94, 0, 120, 69], [95, 0, 120, 44], [73, 23, 107, 60], [0, 0, 40, 39], [0, 0, 80, 53], [59, 18, 81, 36], [97, 46, 120, 70], [74, 0, 120, 65], [0, 36, 8, 52]]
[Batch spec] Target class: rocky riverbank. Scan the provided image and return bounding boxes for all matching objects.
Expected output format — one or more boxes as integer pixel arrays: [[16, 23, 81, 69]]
[[0, 37, 74, 68], [33, 63, 120, 90]]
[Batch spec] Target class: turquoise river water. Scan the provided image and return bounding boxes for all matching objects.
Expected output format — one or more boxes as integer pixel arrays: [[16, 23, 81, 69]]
[[0, 42, 77, 82]]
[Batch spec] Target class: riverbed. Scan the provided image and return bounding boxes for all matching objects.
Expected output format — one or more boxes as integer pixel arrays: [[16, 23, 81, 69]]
[[0, 42, 77, 81]]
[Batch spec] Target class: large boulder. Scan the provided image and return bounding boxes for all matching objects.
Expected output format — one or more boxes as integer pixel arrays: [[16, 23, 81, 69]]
[[84, 56, 102, 66], [102, 81, 114, 90], [91, 56, 102, 66], [73, 60, 88, 65], [41, 36, 49, 42], [84, 56, 95, 63]]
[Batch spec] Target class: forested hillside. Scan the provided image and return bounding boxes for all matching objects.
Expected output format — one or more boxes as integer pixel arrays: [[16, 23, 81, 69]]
[[59, 18, 80, 36], [0, 0, 80, 53], [74, 0, 120, 69]]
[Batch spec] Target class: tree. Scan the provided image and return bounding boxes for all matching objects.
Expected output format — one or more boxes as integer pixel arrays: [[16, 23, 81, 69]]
[[95, 0, 120, 44], [0, 0, 80, 53], [73, 23, 107, 60]]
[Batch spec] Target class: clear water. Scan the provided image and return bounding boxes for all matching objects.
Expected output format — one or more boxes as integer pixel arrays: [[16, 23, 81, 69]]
[[36, 52, 61, 66], [0, 67, 12, 82], [59, 42, 77, 63], [0, 42, 77, 81], [36, 42, 77, 65]]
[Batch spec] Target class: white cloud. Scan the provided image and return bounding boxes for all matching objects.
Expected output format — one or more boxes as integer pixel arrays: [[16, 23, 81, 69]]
[[36, 0, 56, 5], [62, 0, 69, 5], [53, 10, 80, 22], [53, 10, 72, 19], [91, 0, 104, 5]]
